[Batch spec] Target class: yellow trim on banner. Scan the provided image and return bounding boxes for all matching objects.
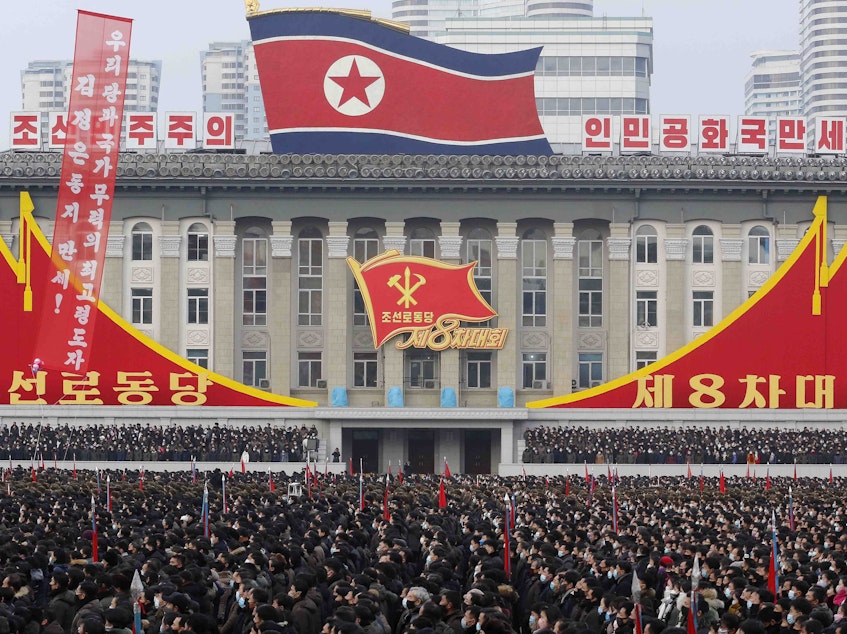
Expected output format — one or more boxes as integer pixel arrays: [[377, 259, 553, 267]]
[[527, 196, 828, 409]]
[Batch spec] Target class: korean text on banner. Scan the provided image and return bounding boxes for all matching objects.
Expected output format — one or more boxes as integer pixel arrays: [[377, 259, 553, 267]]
[[37, 11, 132, 374]]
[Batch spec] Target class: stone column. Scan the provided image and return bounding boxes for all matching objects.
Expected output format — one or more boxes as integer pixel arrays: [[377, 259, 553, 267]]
[[495, 223, 519, 392], [270, 221, 293, 395], [499, 421, 514, 468], [382, 222, 406, 404], [552, 225, 575, 394], [438, 222, 462, 400], [720, 233, 743, 317], [212, 221, 236, 378], [326, 221, 351, 391], [102, 234, 125, 313], [606, 232, 632, 380], [158, 224, 181, 352], [664, 231, 688, 352]]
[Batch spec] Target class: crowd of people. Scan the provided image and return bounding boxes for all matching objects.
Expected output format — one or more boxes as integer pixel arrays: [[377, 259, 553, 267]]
[[0, 467, 842, 634], [522, 425, 847, 465], [0, 423, 319, 463]]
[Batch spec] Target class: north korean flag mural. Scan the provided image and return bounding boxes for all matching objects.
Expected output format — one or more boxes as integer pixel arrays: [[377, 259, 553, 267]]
[[5, 194, 315, 408], [247, 9, 552, 155], [529, 197, 844, 410]]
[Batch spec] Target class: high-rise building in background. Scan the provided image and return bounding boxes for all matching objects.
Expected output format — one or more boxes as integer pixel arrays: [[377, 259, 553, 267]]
[[392, 0, 653, 151], [800, 0, 847, 122], [21, 59, 161, 112], [743, 51, 801, 139], [200, 41, 268, 143]]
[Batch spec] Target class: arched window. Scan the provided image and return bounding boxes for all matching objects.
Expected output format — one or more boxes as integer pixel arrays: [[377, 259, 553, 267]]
[[748, 225, 770, 265], [692, 225, 714, 264], [577, 229, 603, 327], [298, 227, 323, 326], [242, 227, 267, 326], [635, 225, 657, 263], [353, 228, 380, 326], [187, 222, 208, 262], [131, 222, 153, 261], [521, 229, 547, 327]]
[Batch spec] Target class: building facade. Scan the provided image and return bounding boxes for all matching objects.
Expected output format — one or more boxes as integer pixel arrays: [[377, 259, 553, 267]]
[[800, 0, 847, 121], [200, 41, 268, 143], [744, 51, 802, 140], [3, 152, 847, 473]]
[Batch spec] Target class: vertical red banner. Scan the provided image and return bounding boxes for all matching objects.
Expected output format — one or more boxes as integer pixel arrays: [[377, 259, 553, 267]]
[[37, 11, 132, 374]]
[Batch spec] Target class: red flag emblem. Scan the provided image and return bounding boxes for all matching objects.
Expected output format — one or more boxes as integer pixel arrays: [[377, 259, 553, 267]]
[[349, 251, 497, 348]]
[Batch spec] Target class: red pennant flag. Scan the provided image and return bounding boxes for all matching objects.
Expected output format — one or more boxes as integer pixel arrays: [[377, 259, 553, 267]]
[[634, 603, 643, 634], [584, 461, 589, 483], [228, 464, 234, 479], [830, 468, 834, 484], [545, 476, 549, 487], [383, 475, 390, 522], [73, 456, 77, 480], [746, 464, 750, 479], [719, 470, 726, 494], [241, 458, 246, 474], [139, 467, 144, 492], [349, 457, 354, 477], [438, 479, 447, 509], [687, 461, 691, 479], [398, 463, 403, 484], [121, 469, 125, 482], [564, 476, 570, 496], [269, 471, 275, 492], [607, 464, 612, 480], [766, 468, 771, 491], [40, 453, 44, 471], [522, 466, 526, 480], [444, 457, 452, 479], [31, 465, 36, 483], [699, 465, 704, 492], [686, 597, 697, 634]]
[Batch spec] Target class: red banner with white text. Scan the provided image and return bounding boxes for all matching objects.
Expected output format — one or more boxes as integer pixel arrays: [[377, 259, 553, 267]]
[[37, 11, 132, 374]]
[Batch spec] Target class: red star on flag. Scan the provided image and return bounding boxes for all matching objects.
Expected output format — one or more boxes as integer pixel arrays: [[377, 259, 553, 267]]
[[329, 58, 380, 108]]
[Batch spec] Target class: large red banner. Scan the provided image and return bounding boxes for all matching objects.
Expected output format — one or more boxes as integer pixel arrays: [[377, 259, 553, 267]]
[[37, 11, 132, 374]]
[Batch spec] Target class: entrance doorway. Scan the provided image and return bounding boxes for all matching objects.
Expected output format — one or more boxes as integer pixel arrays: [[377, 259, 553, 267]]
[[351, 430, 380, 473], [464, 430, 491, 474], [407, 429, 435, 474]]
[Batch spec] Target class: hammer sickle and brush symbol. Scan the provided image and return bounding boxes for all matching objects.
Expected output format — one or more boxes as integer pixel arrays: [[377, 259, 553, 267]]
[[387, 267, 426, 308]]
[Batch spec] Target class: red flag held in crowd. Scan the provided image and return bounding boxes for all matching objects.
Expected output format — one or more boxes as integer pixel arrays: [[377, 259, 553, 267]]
[[444, 457, 452, 479], [438, 479, 447, 509], [719, 470, 726, 494]]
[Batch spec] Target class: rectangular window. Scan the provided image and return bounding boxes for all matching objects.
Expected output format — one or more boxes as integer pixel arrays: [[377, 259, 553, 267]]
[[693, 291, 714, 327], [298, 237, 323, 326], [188, 232, 208, 261], [578, 353, 603, 389], [635, 350, 656, 370], [298, 352, 322, 387], [636, 291, 658, 328], [242, 351, 267, 388], [749, 233, 770, 264], [353, 352, 378, 388], [353, 237, 381, 326], [242, 237, 267, 326], [407, 349, 438, 389], [468, 238, 493, 318], [187, 288, 209, 324], [466, 351, 492, 389], [132, 232, 152, 261], [131, 288, 152, 324], [522, 352, 547, 389], [578, 239, 603, 327], [522, 240, 547, 326], [409, 238, 436, 258], [186, 348, 209, 369]]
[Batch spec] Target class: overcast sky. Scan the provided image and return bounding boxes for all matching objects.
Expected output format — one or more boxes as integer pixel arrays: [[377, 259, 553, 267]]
[[1, 0, 799, 149]]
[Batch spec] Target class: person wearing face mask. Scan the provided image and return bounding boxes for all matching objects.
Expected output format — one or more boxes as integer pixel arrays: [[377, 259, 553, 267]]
[[395, 586, 430, 634], [288, 576, 320, 634], [461, 606, 481, 634]]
